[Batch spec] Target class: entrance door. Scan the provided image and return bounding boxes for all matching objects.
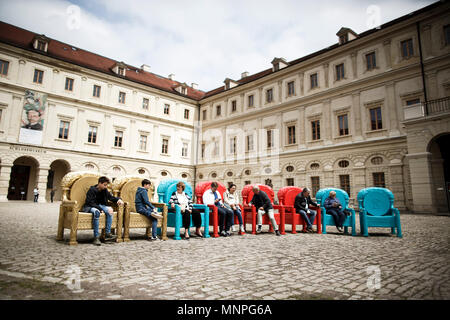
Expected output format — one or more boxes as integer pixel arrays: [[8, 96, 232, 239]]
[[8, 165, 31, 200]]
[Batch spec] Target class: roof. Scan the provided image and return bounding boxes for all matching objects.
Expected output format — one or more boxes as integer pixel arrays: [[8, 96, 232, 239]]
[[0, 21, 206, 101]]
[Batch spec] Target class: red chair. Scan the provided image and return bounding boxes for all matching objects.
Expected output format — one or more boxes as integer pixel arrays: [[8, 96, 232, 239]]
[[241, 184, 286, 235], [277, 186, 322, 234], [195, 181, 244, 237]]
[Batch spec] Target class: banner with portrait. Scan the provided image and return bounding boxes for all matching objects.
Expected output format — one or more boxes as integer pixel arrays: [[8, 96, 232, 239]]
[[18, 89, 47, 145]]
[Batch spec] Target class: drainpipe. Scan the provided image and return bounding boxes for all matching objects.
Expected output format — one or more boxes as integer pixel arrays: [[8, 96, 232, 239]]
[[193, 102, 200, 197], [416, 20, 429, 115]]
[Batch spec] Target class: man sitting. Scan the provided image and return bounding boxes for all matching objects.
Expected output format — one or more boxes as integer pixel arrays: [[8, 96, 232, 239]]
[[135, 179, 163, 241], [81, 176, 124, 246], [294, 187, 318, 233], [202, 182, 234, 237], [250, 186, 281, 236]]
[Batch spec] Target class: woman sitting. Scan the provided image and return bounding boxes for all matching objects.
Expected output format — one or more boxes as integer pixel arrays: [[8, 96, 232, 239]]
[[169, 181, 202, 240], [223, 184, 245, 234], [324, 191, 346, 233]]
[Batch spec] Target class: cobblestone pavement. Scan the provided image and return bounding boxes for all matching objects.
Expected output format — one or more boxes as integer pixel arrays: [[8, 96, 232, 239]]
[[0, 202, 449, 300]]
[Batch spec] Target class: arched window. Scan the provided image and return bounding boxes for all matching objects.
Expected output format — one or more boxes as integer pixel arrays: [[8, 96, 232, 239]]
[[371, 156, 383, 165], [286, 165, 294, 172], [310, 163, 320, 170], [338, 160, 349, 168]]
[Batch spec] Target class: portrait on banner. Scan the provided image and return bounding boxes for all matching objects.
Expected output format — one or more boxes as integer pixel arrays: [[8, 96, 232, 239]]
[[19, 89, 46, 145]]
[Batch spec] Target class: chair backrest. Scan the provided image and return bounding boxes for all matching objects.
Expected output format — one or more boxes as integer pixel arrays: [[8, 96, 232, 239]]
[[277, 186, 302, 206], [61, 171, 103, 210], [242, 184, 274, 205], [358, 187, 394, 216], [112, 175, 154, 212], [316, 188, 350, 209], [157, 179, 192, 204], [195, 181, 226, 204]]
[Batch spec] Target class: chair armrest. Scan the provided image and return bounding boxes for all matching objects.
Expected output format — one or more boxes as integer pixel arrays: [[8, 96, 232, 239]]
[[61, 200, 77, 208]]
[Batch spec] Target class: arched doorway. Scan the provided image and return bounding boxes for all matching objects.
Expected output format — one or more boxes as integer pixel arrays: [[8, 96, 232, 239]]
[[428, 133, 450, 213], [48, 160, 71, 202], [8, 156, 39, 200]]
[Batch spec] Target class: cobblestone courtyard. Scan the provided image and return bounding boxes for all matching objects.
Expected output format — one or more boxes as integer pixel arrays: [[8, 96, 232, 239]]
[[0, 202, 449, 300]]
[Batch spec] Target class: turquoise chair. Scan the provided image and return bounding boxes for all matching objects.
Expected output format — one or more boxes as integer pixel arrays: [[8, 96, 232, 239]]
[[157, 179, 210, 240], [316, 188, 356, 236], [357, 187, 402, 238]]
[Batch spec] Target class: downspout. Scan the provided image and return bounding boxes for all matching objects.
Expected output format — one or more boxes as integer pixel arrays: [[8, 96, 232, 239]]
[[416, 20, 429, 115], [193, 101, 200, 198]]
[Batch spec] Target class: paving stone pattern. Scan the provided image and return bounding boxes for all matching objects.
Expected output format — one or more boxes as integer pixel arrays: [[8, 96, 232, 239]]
[[0, 202, 449, 300]]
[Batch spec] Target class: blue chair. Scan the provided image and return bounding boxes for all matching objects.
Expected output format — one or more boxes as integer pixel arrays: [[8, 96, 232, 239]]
[[157, 179, 210, 240], [357, 187, 402, 238], [315, 188, 356, 236]]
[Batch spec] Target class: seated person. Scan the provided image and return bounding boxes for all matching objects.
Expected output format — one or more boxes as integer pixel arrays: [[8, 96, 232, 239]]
[[202, 182, 234, 237], [324, 191, 345, 233], [135, 179, 163, 241], [223, 183, 245, 233], [81, 176, 124, 246], [294, 187, 318, 233], [169, 181, 202, 240], [250, 186, 280, 236]]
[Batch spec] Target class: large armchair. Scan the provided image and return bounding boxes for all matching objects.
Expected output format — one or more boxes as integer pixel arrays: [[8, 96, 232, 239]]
[[157, 179, 210, 240], [56, 171, 123, 245], [277, 186, 321, 234], [315, 188, 356, 236], [357, 187, 402, 238], [241, 184, 286, 235], [112, 175, 168, 241]]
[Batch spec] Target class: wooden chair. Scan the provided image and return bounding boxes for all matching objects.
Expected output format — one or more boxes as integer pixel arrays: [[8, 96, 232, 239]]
[[112, 175, 168, 241], [56, 171, 123, 245]]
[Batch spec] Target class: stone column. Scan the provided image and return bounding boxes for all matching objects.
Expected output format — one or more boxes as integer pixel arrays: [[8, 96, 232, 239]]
[[383, 39, 392, 69], [0, 163, 13, 202], [298, 107, 306, 149], [421, 24, 432, 58], [426, 71, 438, 101], [385, 81, 399, 135], [352, 91, 363, 141], [351, 52, 357, 79], [323, 99, 332, 145], [37, 166, 50, 203], [7, 95, 23, 143], [406, 152, 435, 213], [299, 72, 304, 96], [323, 63, 329, 88], [16, 59, 26, 85]]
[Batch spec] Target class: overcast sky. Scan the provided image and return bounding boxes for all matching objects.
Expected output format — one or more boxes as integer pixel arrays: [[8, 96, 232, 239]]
[[0, 0, 435, 92]]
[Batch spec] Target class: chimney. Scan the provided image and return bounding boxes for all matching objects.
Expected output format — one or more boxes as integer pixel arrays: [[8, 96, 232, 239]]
[[271, 57, 289, 72], [191, 83, 198, 90], [241, 71, 249, 79], [168, 74, 175, 80], [140, 64, 151, 72]]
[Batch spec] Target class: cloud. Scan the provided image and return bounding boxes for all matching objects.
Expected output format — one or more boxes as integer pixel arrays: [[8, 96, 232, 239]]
[[0, 0, 436, 92]]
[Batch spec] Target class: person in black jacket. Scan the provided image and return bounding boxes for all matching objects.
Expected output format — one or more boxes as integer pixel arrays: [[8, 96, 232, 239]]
[[294, 187, 319, 233], [135, 179, 163, 241], [81, 176, 124, 246], [249, 186, 280, 236]]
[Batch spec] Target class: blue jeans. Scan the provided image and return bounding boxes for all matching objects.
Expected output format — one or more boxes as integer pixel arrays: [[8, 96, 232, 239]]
[[297, 209, 317, 228], [232, 207, 243, 225], [137, 207, 158, 238], [90, 204, 113, 238], [217, 205, 234, 232], [327, 208, 346, 228]]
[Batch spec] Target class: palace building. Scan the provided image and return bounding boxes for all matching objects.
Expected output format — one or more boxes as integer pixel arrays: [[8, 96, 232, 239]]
[[0, 1, 449, 214]]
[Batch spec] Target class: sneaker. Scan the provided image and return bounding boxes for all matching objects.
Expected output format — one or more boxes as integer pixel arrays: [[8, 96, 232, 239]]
[[337, 226, 344, 233], [275, 230, 281, 236], [92, 237, 101, 246], [220, 230, 227, 237], [151, 212, 163, 220], [104, 233, 117, 241], [240, 225, 245, 233], [256, 225, 262, 234], [231, 225, 236, 232], [149, 236, 160, 241], [226, 231, 232, 237], [306, 227, 314, 233]]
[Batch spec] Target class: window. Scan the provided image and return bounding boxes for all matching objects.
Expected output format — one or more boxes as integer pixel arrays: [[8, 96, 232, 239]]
[[245, 180, 252, 185], [118, 67, 125, 76], [339, 34, 348, 44], [445, 25, 450, 46], [366, 52, 376, 70], [37, 40, 46, 51], [336, 64, 345, 81], [184, 109, 190, 119], [311, 176, 320, 197], [231, 100, 237, 112], [339, 175, 351, 196], [114, 131, 123, 147], [182, 142, 188, 157], [248, 94, 254, 107], [338, 114, 349, 136], [246, 134, 254, 152], [338, 160, 349, 168], [406, 98, 420, 106], [310, 163, 320, 170], [265, 179, 273, 187], [371, 156, 383, 165], [311, 120, 321, 140], [118, 91, 126, 104], [0, 59, 9, 75], [245, 169, 251, 175], [373, 172, 386, 188], [369, 107, 382, 130], [93, 85, 101, 97], [401, 39, 414, 58], [267, 129, 274, 148], [286, 178, 294, 186], [216, 105, 221, 116], [164, 104, 170, 115], [229, 136, 237, 154], [161, 138, 169, 154], [58, 121, 70, 140], [142, 98, 149, 110], [65, 77, 74, 91], [0, 109, 2, 123], [201, 143, 205, 159], [287, 125, 296, 144], [286, 165, 294, 172], [139, 135, 147, 151], [202, 109, 207, 120], [87, 125, 97, 143], [33, 69, 44, 84], [310, 73, 318, 89], [266, 88, 273, 103], [287, 81, 295, 96]]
